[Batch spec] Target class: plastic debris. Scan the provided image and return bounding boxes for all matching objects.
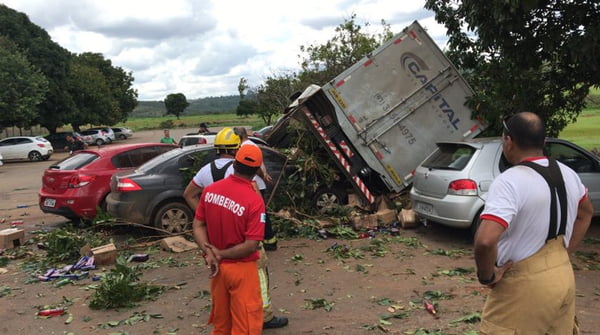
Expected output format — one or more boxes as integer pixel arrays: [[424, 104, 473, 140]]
[[37, 308, 65, 317], [127, 254, 149, 262], [424, 300, 437, 315]]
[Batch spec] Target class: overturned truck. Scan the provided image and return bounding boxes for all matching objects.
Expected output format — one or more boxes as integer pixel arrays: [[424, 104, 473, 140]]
[[269, 21, 487, 211]]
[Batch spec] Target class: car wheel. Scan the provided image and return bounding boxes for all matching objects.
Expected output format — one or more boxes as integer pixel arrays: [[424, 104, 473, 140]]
[[95, 139, 104, 146], [28, 151, 43, 161], [154, 201, 193, 234], [313, 187, 347, 213], [119, 134, 127, 140]]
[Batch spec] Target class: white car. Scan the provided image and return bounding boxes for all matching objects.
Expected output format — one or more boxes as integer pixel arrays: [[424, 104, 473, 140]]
[[0, 136, 54, 161], [178, 133, 216, 147], [111, 127, 134, 140], [0, 152, 3, 166]]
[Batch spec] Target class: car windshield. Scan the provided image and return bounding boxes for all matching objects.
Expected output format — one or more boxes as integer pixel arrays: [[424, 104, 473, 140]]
[[421, 143, 476, 170], [48, 152, 99, 170]]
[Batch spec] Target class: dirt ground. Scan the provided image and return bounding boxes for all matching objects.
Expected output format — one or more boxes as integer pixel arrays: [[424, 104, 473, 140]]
[[0, 128, 599, 334]]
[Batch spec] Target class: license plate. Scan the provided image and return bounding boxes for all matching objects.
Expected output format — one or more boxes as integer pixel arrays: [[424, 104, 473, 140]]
[[415, 202, 433, 215], [44, 198, 56, 208]]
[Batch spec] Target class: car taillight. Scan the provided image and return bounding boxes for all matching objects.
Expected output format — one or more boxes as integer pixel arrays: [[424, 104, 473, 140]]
[[68, 174, 96, 188], [37, 143, 45, 148], [198, 138, 207, 144], [448, 179, 478, 196], [116, 177, 142, 192]]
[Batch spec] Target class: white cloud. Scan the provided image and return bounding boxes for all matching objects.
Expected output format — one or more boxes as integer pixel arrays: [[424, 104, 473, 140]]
[[1, 0, 448, 100]]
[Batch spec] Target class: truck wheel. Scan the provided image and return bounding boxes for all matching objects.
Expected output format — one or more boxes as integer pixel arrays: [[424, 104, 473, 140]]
[[313, 187, 347, 213], [154, 201, 193, 234]]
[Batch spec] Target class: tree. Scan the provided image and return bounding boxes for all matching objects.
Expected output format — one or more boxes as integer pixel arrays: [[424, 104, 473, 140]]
[[70, 52, 137, 128], [425, 0, 600, 136], [164, 93, 189, 120], [0, 4, 76, 134], [0, 36, 48, 130], [67, 58, 116, 131], [298, 13, 393, 86]]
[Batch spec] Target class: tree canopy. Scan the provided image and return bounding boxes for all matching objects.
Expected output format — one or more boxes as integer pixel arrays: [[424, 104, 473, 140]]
[[0, 36, 48, 130], [425, 0, 600, 136], [164, 93, 189, 120], [0, 4, 138, 133]]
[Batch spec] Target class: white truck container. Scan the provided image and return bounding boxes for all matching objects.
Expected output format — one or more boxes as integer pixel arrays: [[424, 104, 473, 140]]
[[279, 21, 487, 209]]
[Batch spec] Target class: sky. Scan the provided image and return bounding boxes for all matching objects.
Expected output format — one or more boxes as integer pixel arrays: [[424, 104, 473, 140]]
[[1, 0, 449, 101]]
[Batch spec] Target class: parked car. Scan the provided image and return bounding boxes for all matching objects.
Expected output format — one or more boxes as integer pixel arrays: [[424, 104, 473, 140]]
[[0, 136, 53, 161], [178, 133, 216, 147], [0, 152, 3, 166], [38, 143, 178, 221], [88, 127, 116, 142], [252, 125, 273, 139], [44, 131, 84, 152], [106, 145, 288, 233], [410, 137, 600, 234], [79, 129, 112, 146], [111, 127, 133, 140]]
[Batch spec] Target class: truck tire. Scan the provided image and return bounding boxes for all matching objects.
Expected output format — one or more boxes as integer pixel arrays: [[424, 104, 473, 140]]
[[313, 187, 347, 213], [153, 201, 193, 234]]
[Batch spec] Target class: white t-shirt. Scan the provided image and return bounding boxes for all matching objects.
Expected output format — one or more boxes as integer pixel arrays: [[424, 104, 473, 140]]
[[481, 158, 587, 266], [191, 155, 265, 190]]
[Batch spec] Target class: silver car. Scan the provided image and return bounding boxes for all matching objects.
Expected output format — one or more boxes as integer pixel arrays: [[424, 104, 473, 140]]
[[410, 137, 600, 234], [79, 129, 112, 146]]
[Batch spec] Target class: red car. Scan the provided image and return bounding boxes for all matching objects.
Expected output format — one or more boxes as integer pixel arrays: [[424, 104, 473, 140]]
[[39, 143, 177, 222]]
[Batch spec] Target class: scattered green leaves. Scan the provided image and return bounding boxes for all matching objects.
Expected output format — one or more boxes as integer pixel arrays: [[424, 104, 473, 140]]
[[396, 237, 425, 249], [326, 243, 364, 260], [89, 258, 164, 309], [304, 298, 334, 311], [450, 312, 481, 324], [0, 286, 11, 298], [427, 248, 468, 258], [436, 267, 475, 277], [96, 311, 164, 329], [574, 251, 600, 270]]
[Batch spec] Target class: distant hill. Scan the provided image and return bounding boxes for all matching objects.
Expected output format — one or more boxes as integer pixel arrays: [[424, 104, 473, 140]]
[[132, 95, 240, 117]]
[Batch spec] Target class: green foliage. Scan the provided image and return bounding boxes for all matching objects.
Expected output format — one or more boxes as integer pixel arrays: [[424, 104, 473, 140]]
[[37, 226, 108, 264], [0, 36, 48, 128], [303, 298, 335, 311], [89, 257, 163, 309], [425, 0, 600, 136], [450, 312, 481, 325], [95, 311, 164, 329], [164, 93, 190, 120], [326, 243, 364, 260], [159, 119, 175, 129], [0, 4, 75, 133], [298, 13, 393, 86]]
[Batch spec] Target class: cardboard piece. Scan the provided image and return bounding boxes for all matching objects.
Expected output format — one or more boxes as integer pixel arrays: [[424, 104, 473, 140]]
[[81, 243, 117, 265], [0, 228, 25, 249], [376, 208, 397, 226], [398, 209, 418, 229], [351, 213, 379, 230], [161, 236, 198, 253]]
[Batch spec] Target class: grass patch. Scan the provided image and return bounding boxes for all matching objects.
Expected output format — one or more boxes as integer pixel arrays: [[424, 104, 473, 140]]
[[114, 113, 268, 132], [559, 108, 600, 151]]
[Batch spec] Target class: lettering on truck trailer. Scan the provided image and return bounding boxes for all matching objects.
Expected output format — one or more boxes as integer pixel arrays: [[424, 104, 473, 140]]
[[400, 52, 460, 130]]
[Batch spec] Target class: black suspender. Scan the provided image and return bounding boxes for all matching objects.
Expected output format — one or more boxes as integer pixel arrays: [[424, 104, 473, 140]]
[[517, 158, 568, 241], [210, 160, 233, 182]]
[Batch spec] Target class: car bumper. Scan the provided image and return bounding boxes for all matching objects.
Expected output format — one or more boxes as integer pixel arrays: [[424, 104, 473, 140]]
[[409, 189, 484, 229], [38, 193, 99, 219], [106, 193, 148, 225]]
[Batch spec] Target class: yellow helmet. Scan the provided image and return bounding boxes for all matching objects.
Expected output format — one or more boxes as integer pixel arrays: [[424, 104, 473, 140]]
[[214, 127, 240, 150]]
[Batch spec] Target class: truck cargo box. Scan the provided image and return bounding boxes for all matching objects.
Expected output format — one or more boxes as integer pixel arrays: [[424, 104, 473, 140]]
[[280, 21, 486, 208]]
